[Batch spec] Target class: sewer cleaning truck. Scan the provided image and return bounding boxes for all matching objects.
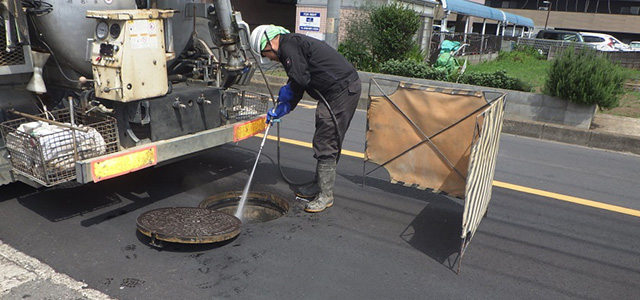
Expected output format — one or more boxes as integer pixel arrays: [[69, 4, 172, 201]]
[[0, 0, 269, 187]]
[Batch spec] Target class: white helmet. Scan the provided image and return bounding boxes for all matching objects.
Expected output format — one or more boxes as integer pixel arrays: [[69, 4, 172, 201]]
[[250, 25, 289, 64]]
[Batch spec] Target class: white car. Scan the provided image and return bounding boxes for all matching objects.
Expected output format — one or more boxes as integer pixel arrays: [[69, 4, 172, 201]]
[[580, 32, 632, 51], [630, 41, 640, 50]]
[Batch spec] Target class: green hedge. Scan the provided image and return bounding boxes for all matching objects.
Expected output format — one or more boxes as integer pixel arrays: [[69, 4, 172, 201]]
[[379, 59, 531, 92], [459, 71, 532, 92], [379, 59, 448, 81]]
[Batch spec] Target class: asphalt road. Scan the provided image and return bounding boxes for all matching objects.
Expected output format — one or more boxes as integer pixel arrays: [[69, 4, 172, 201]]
[[1, 102, 639, 300]]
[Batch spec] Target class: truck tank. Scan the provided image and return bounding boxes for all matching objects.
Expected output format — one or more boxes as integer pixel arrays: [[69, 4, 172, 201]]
[[1, 1, 258, 187], [31, 0, 206, 77], [31, 0, 136, 77]]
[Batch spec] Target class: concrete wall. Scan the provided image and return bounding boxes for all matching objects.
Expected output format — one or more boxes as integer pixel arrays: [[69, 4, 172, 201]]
[[465, 52, 499, 64], [357, 72, 597, 129], [243, 71, 596, 129]]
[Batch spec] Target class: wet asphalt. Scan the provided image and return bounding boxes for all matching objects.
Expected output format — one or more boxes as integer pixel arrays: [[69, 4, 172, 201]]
[[1, 104, 639, 299]]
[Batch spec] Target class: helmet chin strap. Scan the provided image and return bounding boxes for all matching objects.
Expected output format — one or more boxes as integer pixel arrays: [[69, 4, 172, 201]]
[[262, 31, 281, 59]]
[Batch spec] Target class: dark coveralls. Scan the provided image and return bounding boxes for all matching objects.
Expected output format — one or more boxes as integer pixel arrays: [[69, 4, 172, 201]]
[[277, 33, 361, 161]]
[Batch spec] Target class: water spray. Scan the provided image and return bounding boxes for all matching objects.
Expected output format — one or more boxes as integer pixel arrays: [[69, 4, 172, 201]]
[[235, 121, 273, 219]]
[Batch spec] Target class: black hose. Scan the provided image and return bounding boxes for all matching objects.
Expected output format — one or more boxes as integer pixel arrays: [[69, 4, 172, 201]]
[[275, 89, 342, 186], [246, 48, 342, 186]]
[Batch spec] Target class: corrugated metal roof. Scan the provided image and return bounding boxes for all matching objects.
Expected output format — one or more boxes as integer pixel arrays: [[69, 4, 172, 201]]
[[442, 0, 534, 27], [503, 11, 535, 27]]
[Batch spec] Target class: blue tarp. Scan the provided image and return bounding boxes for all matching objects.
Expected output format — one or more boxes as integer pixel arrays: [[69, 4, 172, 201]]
[[442, 0, 534, 27]]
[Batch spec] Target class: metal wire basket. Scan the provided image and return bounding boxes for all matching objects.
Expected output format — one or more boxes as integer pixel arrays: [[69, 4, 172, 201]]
[[225, 89, 270, 121], [0, 109, 119, 186]]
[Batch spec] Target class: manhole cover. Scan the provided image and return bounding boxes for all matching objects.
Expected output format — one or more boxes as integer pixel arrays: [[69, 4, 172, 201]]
[[199, 191, 289, 223], [136, 207, 241, 244]]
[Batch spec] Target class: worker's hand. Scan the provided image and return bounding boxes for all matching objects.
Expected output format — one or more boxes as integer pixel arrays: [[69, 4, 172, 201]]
[[278, 84, 294, 103], [266, 102, 291, 124]]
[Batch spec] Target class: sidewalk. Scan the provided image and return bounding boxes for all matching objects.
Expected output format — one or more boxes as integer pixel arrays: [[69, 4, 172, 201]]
[[503, 113, 640, 155], [0, 241, 114, 300]]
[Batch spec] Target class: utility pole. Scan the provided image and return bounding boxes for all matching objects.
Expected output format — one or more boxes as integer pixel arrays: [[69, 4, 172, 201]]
[[543, 1, 552, 29], [325, 0, 342, 49]]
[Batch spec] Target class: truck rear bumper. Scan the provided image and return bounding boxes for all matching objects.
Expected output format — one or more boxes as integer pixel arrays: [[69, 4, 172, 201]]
[[75, 115, 266, 184]]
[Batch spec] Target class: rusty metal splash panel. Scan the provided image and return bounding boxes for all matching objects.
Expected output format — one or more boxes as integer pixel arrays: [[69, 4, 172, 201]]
[[136, 207, 242, 244], [366, 85, 486, 198]]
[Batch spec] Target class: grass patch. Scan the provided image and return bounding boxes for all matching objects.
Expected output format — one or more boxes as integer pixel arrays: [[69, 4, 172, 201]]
[[601, 90, 640, 118], [465, 51, 550, 93], [466, 50, 640, 118]]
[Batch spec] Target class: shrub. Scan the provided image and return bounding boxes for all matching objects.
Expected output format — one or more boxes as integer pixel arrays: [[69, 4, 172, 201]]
[[339, 3, 423, 71], [404, 44, 428, 63], [338, 6, 375, 71], [543, 47, 628, 109], [338, 40, 374, 72], [369, 3, 422, 64], [379, 59, 448, 81], [459, 70, 533, 92]]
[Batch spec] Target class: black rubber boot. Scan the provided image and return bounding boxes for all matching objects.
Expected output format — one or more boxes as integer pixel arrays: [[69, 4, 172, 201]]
[[304, 159, 336, 213]]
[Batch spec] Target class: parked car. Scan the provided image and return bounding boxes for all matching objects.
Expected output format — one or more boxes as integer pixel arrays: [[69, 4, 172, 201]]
[[580, 32, 631, 51], [535, 30, 584, 42], [630, 41, 640, 50]]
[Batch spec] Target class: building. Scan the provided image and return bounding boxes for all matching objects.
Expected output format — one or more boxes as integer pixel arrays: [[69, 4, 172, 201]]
[[231, 0, 537, 51], [485, 0, 640, 42], [294, 0, 440, 49], [232, 0, 298, 31], [438, 0, 535, 37]]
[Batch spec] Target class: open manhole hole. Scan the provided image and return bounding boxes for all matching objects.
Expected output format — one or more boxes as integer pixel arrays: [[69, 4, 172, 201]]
[[137, 207, 242, 246], [199, 191, 289, 223]]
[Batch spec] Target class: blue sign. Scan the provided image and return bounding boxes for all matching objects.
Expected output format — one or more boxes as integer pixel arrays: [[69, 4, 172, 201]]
[[300, 12, 321, 17], [299, 12, 321, 32], [299, 26, 320, 32]]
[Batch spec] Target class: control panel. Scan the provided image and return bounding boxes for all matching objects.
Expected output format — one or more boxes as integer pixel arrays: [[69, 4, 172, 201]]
[[87, 9, 175, 102]]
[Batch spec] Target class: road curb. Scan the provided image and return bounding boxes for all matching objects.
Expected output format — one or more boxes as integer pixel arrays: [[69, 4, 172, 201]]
[[502, 118, 640, 155]]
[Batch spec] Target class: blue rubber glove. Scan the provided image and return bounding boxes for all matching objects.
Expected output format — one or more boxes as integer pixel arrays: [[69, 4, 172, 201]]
[[266, 102, 291, 124], [278, 84, 294, 103]]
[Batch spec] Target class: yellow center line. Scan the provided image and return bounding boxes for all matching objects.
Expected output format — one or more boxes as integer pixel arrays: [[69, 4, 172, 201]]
[[256, 133, 364, 159], [492, 181, 640, 217], [255, 133, 640, 218], [297, 103, 317, 109]]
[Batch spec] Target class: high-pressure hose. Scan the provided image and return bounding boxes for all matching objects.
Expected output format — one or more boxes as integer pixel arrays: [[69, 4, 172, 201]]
[[275, 89, 342, 186], [247, 50, 342, 186]]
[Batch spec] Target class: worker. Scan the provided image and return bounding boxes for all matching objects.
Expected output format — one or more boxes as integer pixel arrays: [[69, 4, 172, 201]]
[[249, 25, 361, 213]]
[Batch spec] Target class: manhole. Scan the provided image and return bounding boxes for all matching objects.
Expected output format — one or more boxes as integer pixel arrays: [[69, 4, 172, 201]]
[[136, 207, 242, 245], [199, 191, 289, 223]]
